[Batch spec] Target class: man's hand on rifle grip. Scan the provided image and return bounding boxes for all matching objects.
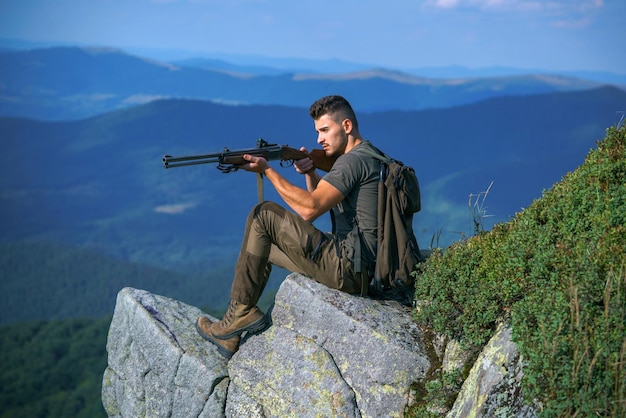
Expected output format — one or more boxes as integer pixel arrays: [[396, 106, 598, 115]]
[[294, 147, 315, 175], [240, 154, 269, 174]]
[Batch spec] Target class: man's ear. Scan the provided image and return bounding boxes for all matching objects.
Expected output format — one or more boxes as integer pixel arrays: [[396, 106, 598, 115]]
[[342, 118, 353, 134]]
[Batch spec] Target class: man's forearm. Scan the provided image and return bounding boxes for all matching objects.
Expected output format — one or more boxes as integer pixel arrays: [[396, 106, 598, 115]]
[[304, 170, 322, 192], [264, 167, 321, 221]]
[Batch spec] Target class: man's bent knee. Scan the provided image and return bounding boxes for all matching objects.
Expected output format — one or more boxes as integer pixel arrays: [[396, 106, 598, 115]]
[[251, 201, 285, 218]]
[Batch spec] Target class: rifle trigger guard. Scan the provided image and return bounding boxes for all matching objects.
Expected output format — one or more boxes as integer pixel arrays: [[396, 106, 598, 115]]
[[218, 163, 238, 173]]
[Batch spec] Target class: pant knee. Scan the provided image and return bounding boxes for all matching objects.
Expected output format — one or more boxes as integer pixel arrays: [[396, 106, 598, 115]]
[[249, 201, 287, 225], [252, 201, 283, 217]]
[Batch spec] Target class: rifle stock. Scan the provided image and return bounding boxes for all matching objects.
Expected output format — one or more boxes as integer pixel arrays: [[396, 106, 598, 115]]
[[163, 138, 336, 172], [306, 149, 336, 173]]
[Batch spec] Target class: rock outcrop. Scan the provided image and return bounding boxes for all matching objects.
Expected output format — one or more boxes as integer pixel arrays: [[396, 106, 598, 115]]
[[102, 273, 536, 417], [446, 324, 537, 417], [102, 273, 430, 417], [102, 287, 229, 417]]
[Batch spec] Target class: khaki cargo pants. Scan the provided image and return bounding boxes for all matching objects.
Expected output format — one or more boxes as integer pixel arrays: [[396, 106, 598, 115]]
[[230, 201, 362, 306]]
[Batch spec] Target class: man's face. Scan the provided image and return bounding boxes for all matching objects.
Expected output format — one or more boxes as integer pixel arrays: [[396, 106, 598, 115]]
[[314, 113, 348, 157]]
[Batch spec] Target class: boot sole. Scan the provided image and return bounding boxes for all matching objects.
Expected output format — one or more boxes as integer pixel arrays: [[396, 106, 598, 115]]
[[196, 321, 237, 359], [214, 315, 269, 340]]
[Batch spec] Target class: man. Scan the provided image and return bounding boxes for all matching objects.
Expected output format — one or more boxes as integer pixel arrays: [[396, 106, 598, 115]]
[[196, 95, 382, 358]]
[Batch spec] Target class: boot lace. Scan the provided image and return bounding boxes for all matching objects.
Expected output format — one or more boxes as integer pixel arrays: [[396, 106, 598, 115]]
[[221, 300, 236, 328]]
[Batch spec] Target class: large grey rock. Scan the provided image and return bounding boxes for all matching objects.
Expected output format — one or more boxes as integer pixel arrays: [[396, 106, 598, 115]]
[[262, 273, 430, 417], [103, 274, 430, 417], [229, 326, 361, 417], [102, 288, 230, 418], [446, 323, 537, 418]]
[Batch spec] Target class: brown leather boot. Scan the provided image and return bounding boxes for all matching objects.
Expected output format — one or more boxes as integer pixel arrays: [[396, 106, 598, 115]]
[[196, 316, 241, 359], [211, 299, 268, 340]]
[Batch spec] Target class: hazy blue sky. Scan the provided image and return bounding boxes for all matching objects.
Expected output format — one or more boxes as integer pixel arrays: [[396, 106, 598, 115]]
[[1, 0, 624, 73]]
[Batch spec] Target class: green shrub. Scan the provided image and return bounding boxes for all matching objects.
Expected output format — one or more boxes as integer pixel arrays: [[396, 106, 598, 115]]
[[413, 126, 625, 416]]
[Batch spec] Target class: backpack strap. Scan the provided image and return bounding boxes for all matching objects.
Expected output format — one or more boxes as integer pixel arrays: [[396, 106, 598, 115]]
[[355, 145, 393, 165], [349, 216, 373, 297], [351, 145, 389, 297]]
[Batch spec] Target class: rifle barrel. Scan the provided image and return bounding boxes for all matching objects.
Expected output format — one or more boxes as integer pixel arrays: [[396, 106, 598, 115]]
[[162, 154, 221, 168]]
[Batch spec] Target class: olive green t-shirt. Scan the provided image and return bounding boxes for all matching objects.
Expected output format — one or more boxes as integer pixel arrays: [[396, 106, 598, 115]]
[[322, 140, 381, 267]]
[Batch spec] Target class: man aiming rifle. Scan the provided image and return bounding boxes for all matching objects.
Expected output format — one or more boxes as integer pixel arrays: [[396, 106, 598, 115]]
[[188, 95, 397, 359]]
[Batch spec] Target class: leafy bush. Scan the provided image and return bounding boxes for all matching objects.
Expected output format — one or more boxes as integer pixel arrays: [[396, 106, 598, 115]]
[[413, 126, 625, 416]]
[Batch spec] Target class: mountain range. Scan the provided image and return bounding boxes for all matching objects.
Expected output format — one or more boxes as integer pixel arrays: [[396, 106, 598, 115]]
[[1, 45, 625, 323], [3, 38, 625, 83], [1, 46, 621, 121]]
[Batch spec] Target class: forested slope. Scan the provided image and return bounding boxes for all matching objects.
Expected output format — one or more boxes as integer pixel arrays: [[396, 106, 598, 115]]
[[0, 242, 233, 324]]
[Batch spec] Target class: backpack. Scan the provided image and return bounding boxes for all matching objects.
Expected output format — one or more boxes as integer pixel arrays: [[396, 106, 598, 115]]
[[356, 147, 423, 295]]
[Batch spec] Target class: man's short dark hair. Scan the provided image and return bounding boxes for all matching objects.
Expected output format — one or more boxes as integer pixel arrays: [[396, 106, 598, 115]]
[[309, 95, 358, 129]]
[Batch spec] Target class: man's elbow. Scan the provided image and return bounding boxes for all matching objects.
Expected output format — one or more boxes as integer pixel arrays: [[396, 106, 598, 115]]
[[300, 207, 321, 223]]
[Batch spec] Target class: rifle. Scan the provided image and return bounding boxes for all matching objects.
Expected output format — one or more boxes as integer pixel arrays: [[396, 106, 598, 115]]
[[163, 138, 335, 173]]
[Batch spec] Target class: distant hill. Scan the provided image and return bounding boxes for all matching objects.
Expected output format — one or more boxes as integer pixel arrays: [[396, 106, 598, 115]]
[[0, 87, 623, 323], [2, 38, 625, 85], [0, 46, 612, 120], [1, 86, 623, 278], [172, 57, 626, 86], [0, 241, 233, 324], [0, 316, 110, 417]]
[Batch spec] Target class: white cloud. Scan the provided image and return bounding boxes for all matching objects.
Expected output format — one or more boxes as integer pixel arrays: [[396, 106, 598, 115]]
[[123, 94, 168, 105], [429, 0, 460, 9], [154, 202, 197, 214], [424, 0, 604, 13]]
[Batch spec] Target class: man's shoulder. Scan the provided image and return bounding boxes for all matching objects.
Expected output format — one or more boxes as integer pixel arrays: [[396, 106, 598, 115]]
[[354, 140, 389, 158], [348, 141, 386, 166], [345, 140, 383, 159], [322, 142, 381, 195], [334, 144, 377, 169]]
